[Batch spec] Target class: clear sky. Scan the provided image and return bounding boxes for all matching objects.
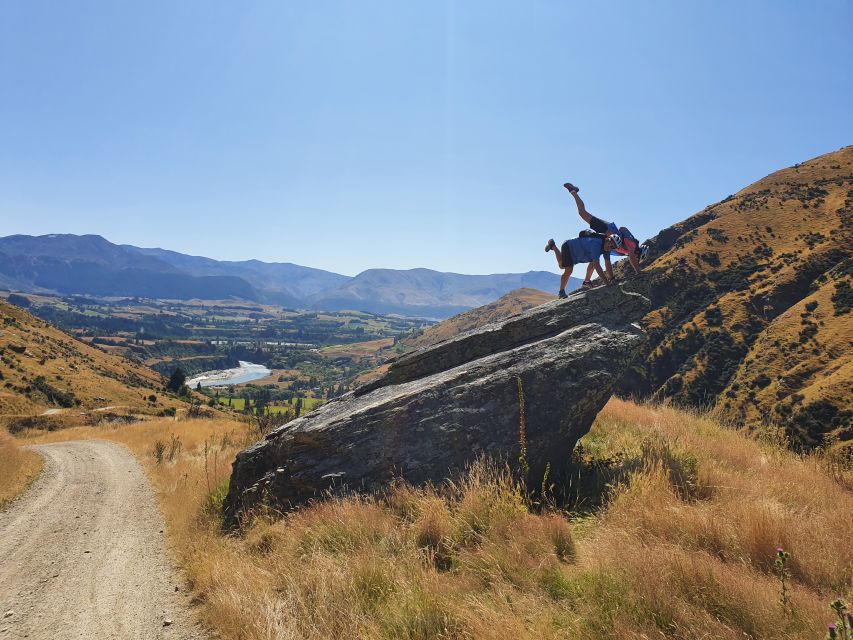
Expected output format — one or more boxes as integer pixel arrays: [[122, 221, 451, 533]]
[[1, 1, 851, 277]]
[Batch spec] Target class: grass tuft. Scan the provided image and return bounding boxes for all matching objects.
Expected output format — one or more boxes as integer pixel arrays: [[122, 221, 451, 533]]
[[20, 398, 853, 639], [0, 428, 43, 510]]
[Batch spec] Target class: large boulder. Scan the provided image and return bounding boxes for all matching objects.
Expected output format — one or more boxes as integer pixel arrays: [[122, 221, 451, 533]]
[[224, 285, 650, 526]]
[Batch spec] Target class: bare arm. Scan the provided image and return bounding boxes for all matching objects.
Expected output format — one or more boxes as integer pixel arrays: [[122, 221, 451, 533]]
[[628, 252, 642, 274], [603, 254, 614, 281], [591, 259, 606, 280]]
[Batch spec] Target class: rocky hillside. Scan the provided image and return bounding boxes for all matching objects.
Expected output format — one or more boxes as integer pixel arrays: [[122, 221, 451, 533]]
[[621, 146, 852, 446], [403, 287, 556, 350], [225, 286, 648, 523], [0, 299, 175, 417]]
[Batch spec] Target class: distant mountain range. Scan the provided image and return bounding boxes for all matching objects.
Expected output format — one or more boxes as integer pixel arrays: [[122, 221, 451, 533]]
[[0, 234, 575, 318]]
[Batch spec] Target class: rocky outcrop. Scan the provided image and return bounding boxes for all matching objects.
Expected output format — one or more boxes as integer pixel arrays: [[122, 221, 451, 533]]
[[224, 285, 650, 526]]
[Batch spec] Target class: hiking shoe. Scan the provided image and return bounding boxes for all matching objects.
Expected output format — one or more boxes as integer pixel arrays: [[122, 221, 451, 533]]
[[582, 280, 600, 289], [558, 289, 568, 299], [545, 238, 557, 252], [563, 182, 579, 193]]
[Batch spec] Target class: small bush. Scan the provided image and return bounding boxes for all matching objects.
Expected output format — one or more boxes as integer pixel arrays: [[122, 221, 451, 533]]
[[832, 280, 853, 315], [753, 374, 772, 389], [167, 434, 182, 462], [152, 440, 166, 464], [201, 479, 230, 522]]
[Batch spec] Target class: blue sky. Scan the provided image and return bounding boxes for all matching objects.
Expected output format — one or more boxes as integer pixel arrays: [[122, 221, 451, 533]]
[[1, 1, 851, 277]]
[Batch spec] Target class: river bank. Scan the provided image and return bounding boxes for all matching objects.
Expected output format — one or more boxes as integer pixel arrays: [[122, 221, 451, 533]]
[[185, 361, 272, 388]]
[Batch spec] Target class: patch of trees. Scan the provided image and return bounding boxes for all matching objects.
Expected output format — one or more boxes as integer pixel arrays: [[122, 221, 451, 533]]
[[679, 331, 748, 408], [6, 294, 31, 308], [707, 255, 759, 293], [29, 375, 79, 407], [699, 252, 721, 267], [706, 228, 729, 244], [704, 306, 723, 327], [166, 368, 186, 393], [832, 280, 852, 316], [791, 400, 853, 446]]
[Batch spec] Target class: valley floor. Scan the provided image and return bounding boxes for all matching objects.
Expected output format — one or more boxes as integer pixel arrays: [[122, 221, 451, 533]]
[[14, 399, 853, 640]]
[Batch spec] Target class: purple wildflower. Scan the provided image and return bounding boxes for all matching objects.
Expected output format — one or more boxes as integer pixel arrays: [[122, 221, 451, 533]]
[[828, 623, 837, 639]]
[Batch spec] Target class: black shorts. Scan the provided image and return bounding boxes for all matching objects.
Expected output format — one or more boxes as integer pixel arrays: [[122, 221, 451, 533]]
[[589, 214, 610, 234], [559, 240, 574, 269]]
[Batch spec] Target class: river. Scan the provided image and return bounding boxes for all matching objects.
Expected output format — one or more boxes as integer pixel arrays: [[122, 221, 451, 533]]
[[185, 361, 272, 388]]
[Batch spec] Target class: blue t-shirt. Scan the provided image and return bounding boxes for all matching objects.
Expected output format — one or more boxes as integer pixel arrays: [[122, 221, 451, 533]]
[[564, 236, 604, 264]]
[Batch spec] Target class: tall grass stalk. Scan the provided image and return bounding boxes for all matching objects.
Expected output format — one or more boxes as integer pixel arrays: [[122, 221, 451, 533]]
[[517, 375, 529, 479], [21, 400, 853, 640]]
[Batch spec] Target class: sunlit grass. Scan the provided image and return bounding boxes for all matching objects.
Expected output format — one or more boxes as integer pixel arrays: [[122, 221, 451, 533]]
[[0, 429, 44, 510], [22, 398, 853, 639]]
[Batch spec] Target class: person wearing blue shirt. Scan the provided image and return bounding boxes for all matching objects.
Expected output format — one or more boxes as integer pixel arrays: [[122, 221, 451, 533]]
[[563, 182, 643, 283], [545, 233, 619, 298]]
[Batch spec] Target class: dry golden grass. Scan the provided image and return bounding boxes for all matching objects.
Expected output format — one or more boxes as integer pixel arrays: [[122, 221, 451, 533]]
[[405, 288, 554, 351], [0, 299, 177, 416], [320, 337, 395, 360], [0, 429, 44, 510], [23, 399, 852, 639], [632, 145, 853, 441]]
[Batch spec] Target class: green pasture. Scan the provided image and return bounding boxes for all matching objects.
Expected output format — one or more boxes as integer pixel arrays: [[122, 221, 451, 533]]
[[217, 396, 323, 413]]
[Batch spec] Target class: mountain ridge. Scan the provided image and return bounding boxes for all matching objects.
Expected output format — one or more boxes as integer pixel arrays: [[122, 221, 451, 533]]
[[0, 234, 571, 318], [616, 145, 852, 445]]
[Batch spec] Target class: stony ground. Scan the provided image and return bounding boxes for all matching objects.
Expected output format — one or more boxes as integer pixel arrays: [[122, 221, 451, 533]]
[[0, 440, 206, 640]]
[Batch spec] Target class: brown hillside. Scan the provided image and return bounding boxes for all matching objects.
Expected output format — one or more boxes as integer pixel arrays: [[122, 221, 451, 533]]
[[0, 299, 176, 418], [620, 145, 852, 446], [404, 287, 555, 351]]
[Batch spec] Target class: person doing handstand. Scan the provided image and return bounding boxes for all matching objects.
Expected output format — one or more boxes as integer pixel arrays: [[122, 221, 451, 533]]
[[563, 182, 643, 286], [544, 233, 620, 298]]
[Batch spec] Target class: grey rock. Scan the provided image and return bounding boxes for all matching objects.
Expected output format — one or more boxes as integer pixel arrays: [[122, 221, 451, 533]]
[[224, 285, 649, 526]]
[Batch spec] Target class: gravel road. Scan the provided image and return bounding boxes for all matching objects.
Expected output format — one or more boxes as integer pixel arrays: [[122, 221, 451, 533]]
[[0, 441, 207, 639]]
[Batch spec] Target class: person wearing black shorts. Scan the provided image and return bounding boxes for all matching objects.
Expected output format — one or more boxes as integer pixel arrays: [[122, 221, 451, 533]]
[[563, 183, 643, 283], [544, 234, 618, 298]]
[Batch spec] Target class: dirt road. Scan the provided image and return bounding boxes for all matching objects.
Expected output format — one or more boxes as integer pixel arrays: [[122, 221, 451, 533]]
[[0, 441, 206, 639]]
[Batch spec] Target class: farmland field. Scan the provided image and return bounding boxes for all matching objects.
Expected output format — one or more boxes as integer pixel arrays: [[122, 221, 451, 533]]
[[3, 293, 431, 426]]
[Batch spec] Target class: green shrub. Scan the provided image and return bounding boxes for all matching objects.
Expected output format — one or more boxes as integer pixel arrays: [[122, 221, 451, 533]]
[[832, 280, 852, 315]]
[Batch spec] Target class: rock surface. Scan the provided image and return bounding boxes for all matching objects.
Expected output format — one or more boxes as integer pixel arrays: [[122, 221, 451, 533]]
[[224, 285, 650, 526]]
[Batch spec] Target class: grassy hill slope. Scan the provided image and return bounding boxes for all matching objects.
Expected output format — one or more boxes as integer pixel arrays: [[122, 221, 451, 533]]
[[0, 299, 176, 418], [26, 399, 852, 639], [621, 146, 852, 446], [404, 287, 555, 350]]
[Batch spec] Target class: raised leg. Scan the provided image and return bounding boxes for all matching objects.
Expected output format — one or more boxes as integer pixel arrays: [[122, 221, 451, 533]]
[[553, 246, 564, 269], [565, 184, 593, 225]]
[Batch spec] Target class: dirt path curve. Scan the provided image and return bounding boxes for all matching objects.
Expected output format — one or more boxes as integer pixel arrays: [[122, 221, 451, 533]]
[[0, 441, 207, 640]]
